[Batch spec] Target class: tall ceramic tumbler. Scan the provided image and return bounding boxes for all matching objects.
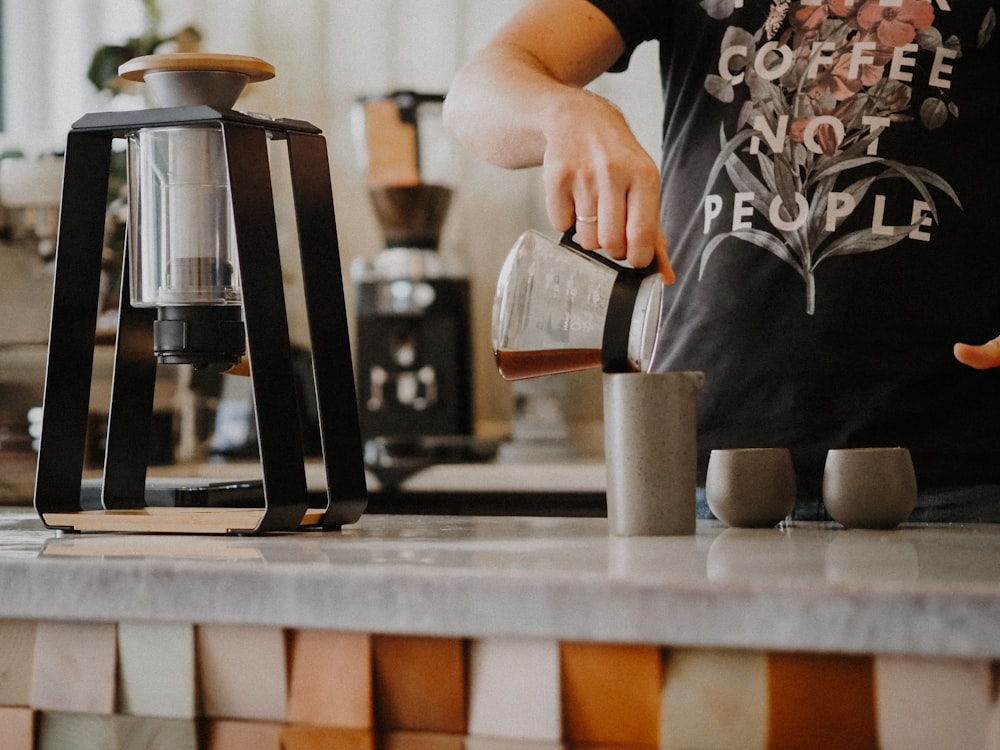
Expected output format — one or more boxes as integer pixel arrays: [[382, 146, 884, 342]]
[[603, 371, 705, 536]]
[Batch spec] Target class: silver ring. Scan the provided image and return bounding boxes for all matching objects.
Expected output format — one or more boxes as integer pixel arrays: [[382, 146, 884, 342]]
[[576, 215, 598, 224]]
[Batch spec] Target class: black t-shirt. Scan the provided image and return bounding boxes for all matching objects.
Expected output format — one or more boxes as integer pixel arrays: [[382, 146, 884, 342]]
[[587, 0, 1000, 493]]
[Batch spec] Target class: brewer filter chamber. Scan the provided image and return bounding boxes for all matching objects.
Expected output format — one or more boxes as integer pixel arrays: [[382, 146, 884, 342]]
[[128, 125, 239, 307]]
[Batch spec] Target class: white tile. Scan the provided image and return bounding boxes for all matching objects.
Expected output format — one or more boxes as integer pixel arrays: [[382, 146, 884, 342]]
[[661, 649, 768, 750], [36, 711, 114, 750], [113, 714, 199, 750], [117, 620, 196, 718], [467, 637, 560, 742]]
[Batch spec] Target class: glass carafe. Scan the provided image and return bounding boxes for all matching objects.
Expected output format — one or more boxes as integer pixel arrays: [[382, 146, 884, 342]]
[[492, 230, 664, 380]]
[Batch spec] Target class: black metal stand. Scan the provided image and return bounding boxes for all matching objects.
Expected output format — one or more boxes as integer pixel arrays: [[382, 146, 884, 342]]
[[34, 106, 367, 534]]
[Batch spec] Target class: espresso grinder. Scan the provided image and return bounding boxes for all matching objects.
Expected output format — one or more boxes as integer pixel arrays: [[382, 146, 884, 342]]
[[33, 53, 367, 534], [351, 92, 477, 475]]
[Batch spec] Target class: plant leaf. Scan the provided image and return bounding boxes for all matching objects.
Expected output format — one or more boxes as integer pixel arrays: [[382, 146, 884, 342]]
[[87, 44, 136, 90], [813, 227, 911, 266], [700, 228, 805, 280], [704, 74, 735, 103]]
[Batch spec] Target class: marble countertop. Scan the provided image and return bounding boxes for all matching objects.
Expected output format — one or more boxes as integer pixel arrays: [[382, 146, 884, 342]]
[[2, 508, 1000, 658]]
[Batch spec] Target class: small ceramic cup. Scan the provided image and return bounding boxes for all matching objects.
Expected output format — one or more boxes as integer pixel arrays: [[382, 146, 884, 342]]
[[822, 447, 917, 529], [705, 448, 796, 528]]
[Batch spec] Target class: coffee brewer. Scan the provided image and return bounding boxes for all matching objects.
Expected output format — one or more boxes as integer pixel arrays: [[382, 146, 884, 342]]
[[33, 53, 367, 534], [351, 92, 474, 468]]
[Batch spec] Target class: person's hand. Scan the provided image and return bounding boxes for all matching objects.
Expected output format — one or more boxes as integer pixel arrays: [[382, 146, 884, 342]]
[[954, 336, 1000, 369], [443, 0, 673, 282], [541, 92, 674, 283]]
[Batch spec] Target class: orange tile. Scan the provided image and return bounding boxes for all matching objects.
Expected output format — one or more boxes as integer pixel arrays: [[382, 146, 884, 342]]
[[0, 706, 34, 750], [281, 724, 375, 750], [767, 652, 877, 750], [559, 642, 662, 746], [373, 635, 467, 733], [287, 630, 373, 728], [378, 730, 466, 750], [205, 719, 283, 750], [0, 620, 36, 707]]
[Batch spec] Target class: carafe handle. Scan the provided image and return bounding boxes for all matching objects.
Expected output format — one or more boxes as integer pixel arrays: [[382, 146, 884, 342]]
[[558, 231, 646, 373]]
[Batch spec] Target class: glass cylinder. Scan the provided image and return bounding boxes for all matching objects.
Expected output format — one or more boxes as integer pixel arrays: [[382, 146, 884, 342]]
[[127, 125, 240, 308]]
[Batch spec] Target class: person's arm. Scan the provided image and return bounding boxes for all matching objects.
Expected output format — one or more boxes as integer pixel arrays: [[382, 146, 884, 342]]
[[954, 338, 1000, 369], [443, 0, 673, 281]]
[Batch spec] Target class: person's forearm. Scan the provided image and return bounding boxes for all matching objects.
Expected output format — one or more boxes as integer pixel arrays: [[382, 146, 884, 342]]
[[444, 41, 587, 170], [443, 0, 626, 170]]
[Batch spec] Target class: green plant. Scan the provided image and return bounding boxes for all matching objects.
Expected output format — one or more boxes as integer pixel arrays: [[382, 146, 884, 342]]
[[86, 0, 202, 94]]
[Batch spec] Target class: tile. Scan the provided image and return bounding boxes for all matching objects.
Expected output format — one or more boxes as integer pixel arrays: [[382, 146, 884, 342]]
[[373, 635, 467, 733], [987, 674, 1000, 750], [36, 711, 114, 750], [112, 714, 199, 750], [281, 724, 376, 750], [661, 648, 767, 750], [378, 731, 466, 750], [467, 637, 561, 742], [205, 719, 283, 750], [30, 620, 117, 714], [197, 624, 287, 721], [38, 707, 196, 749], [559, 642, 662, 746], [875, 655, 993, 750], [465, 738, 563, 750], [767, 652, 878, 750], [286, 629, 372, 728], [117, 620, 196, 718], [0, 706, 34, 750], [0, 620, 36, 706]]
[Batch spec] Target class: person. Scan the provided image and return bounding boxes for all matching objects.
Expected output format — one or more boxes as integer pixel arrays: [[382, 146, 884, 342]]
[[443, 0, 1000, 521]]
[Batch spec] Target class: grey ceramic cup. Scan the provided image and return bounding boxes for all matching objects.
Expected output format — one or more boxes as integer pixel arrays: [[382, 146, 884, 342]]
[[705, 448, 796, 528], [822, 447, 917, 529], [603, 371, 705, 536]]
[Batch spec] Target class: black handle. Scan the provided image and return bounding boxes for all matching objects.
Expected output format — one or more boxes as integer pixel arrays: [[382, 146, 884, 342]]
[[557, 231, 645, 373]]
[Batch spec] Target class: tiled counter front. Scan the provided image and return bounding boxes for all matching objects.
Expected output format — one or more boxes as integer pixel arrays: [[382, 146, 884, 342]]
[[2, 511, 1000, 749]]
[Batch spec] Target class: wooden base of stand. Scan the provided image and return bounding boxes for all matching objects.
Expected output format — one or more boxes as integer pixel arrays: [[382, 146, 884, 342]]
[[42, 507, 326, 535]]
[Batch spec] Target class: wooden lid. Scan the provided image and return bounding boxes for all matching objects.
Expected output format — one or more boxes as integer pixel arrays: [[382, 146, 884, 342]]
[[119, 53, 275, 83]]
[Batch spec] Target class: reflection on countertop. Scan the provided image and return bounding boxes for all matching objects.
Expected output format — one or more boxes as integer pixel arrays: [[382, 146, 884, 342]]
[[3, 458, 610, 515], [2, 507, 1000, 658]]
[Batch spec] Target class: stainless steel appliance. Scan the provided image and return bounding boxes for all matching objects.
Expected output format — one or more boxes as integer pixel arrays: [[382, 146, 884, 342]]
[[351, 92, 475, 472]]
